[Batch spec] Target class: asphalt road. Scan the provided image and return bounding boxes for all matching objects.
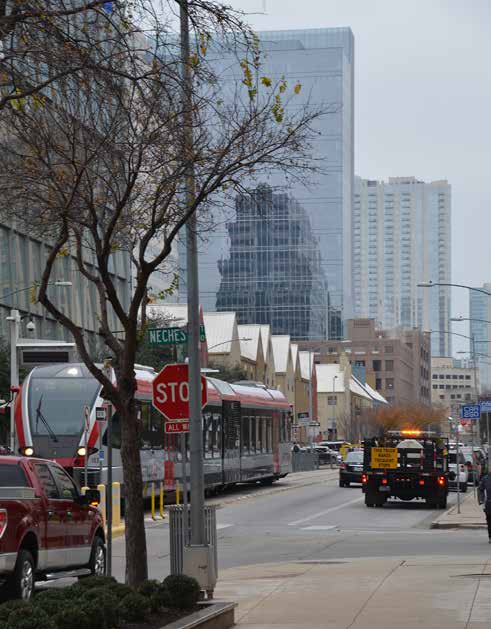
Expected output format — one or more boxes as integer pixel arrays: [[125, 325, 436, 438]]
[[112, 470, 487, 582]]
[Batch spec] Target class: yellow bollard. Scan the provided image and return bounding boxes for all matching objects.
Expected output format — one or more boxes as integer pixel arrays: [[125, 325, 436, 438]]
[[97, 483, 106, 527], [112, 482, 121, 527], [151, 482, 156, 520], [159, 481, 165, 519], [176, 480, 180, 505]]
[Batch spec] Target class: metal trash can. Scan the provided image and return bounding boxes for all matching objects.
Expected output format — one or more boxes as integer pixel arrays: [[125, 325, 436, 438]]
[[169, 505, 218, 580]]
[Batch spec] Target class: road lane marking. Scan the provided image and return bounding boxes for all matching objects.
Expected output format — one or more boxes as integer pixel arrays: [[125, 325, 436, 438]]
[[217, 523, 233, 530], [288, 496, 364, 526], [301, 525, 338, 531]]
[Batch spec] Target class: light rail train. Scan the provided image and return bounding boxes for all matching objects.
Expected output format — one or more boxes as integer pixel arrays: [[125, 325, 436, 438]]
[[13, 363, 293, 494]]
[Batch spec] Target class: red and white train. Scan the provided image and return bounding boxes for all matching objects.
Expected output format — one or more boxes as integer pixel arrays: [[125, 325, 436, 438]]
[[13, 363, 293, 493]]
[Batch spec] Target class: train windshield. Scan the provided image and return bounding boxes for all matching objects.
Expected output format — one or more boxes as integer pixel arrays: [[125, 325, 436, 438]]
[[28, 376, 100, 437]]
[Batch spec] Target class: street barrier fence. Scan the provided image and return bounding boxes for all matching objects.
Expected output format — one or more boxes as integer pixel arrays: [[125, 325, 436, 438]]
[[169, 504, 217, 579], [291, 450, 320, 472]]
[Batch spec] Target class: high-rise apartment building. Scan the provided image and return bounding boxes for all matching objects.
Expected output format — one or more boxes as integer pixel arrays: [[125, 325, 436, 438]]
[[469, 283, 491, 393], [180, 27, 355, 340], [353, 176, 451, 356], [215, 185, 328, 339]]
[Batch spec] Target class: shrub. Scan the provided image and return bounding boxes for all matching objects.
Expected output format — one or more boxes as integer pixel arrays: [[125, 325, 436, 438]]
[[80, 591, 120, 629], [117, 592, 150, 623], [33, 589, 71, 615], [136, 580, 169, 612], [0, 600, 29, 623], [106, 582, 133, 599], [78, 600, 106, 629], [60, 584, 86, 600], [6, 606, 55, 629], [53, 607, 89, 629], [162, 574, 201, 609], [76, 575, 117, 590]]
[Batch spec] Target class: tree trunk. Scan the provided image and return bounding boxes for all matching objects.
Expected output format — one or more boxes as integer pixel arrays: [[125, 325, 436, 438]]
[[120, 401, 148, 586]]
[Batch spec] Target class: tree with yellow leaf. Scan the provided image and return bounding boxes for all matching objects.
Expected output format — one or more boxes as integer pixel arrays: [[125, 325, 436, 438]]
[[0, 0, 327, 587]]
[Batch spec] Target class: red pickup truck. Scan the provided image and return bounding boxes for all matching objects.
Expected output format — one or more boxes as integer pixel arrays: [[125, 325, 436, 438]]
[[0, 455, 105, 600]]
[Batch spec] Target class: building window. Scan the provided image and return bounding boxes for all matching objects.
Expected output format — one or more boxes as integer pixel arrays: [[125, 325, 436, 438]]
[[385, 346, 393, 353], [459, 375, 464, 379], [446, 375, 451, 379], [327, 395, 337, 406], [465, 375, 471, 380], [432, 374, 438, 379], [439, 375, 445, 379], [386, 378, 394, 389], [354, 360, 365, 367], [450, 395, 455, 399], [465, 394, 471, 400], [376, 378, 382, 390], [439, 385, 445, 389], [446, 385, 451, 390], [433, 385, 438, 389], [439, 395, 445, 400], [373, 360, 381, 371], [456, 394, 462, 399], [452, 375, 458, 379], [385, 360, 394, 371]]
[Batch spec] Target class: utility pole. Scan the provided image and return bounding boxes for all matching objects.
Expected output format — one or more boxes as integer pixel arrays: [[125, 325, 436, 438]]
[[471, 335, 478, 497], [7, 310, 20, 452], [179, 0, 205, 547], [308, 350, 313, 451]]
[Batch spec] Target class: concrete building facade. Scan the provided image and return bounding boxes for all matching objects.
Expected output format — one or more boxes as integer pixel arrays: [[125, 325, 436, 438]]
[[431, 356, 478, 421], [298, 318, 431, 407], [353, 176, 451, 357]]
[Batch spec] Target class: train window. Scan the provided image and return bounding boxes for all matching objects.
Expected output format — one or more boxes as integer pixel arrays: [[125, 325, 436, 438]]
[[213, 413, 222, 457], [242, 416, 250, 455], [266, 417, 272, 453], [257, 417, 263, 453], [203, 412, 213, 459], [250, 416, 256, 454], [140, 402, 164, 449]]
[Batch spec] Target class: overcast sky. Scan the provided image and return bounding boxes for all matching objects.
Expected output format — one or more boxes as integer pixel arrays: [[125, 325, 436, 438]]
[[229, 0, 491, 354]]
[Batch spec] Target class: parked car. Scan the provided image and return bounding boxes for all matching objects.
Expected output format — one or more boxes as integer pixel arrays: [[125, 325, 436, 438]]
[[0, 455, 105, 600], [448, 450, 468, 492], [339, 450, 364, 487], [313, 446, 338, 465]]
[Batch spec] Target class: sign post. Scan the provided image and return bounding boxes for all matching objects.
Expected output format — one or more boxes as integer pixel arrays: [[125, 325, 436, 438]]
[[96, 407, 106, 482]]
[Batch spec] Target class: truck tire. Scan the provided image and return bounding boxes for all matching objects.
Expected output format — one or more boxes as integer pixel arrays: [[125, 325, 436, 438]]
[[9, 549, 35, 600], [365, 493, 376, 507], [87, 536, 106, 577], [438, 496, 447, 509]]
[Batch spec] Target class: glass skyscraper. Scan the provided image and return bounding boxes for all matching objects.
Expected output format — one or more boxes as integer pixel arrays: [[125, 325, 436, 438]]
[[469, 284, 491, 393], [179, 27, 355, 340], [353, 176, 452, 356], [216, 185, 328, 339]]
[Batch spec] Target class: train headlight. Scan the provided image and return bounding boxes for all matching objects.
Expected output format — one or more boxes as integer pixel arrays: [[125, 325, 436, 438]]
[[77, 446, 87, 457], [22, 447, 34, 457]]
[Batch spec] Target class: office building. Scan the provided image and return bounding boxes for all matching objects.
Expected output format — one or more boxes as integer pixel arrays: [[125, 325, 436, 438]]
[[431, 356, 477, 421], [469, 283, 491, 393], [0, 224, 131, 353], [215, 185, 328, 339], [180, 27, 355, 340], [298, 318, 432, 407], [353, 177, 451, 356]]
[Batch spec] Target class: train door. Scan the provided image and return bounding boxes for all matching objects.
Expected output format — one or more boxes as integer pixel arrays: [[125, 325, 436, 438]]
[[222, 400, 241, 485]]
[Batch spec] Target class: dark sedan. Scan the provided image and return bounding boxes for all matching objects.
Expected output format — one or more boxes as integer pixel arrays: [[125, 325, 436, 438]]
[[339, 450, 364, 487]]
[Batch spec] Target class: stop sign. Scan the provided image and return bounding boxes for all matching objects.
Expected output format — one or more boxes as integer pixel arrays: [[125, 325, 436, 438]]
[[152, 363, 207, 420]]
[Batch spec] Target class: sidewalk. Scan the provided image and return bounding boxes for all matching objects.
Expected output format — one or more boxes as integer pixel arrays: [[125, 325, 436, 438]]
[[215, 555, 491, 628], [431, 492, 487, 529]]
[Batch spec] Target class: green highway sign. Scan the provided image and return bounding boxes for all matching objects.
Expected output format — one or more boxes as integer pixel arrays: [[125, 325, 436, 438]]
[[148, 325, 206, 346]]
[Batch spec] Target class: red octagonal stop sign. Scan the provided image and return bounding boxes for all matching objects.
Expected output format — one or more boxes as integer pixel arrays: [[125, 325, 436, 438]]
[[152, 363, 207, 420]]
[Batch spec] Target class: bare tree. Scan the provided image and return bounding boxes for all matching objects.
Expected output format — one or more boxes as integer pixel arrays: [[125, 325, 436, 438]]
[[0, 0, 326, 585]]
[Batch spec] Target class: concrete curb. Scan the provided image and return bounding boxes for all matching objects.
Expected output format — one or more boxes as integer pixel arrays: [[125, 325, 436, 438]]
[[163, 602, 236, 629], [107, 523, 125, 539], [431, 493, 486, 529]]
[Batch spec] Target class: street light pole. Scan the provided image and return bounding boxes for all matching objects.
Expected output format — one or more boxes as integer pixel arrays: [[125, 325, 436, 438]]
[[7, 310, 20, 452], [308, 350, 313, 450], [179, 0, 205, 547]]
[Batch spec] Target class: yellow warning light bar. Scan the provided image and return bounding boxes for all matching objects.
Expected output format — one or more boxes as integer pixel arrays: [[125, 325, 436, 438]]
[[400, 429, 422, 437]]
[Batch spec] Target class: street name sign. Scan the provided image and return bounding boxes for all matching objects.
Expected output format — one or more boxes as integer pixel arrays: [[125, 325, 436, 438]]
[[148, 326, 206, 346], [164, 421, 190, 434], [461, 404, 481, 420], [370, 447, 398, 469], [152, 363, 207, 420], [480, 401, 491, 413]]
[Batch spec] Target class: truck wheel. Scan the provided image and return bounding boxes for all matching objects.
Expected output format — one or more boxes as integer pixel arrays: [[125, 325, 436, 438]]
[[438, 496, 447, 509], [365, 494, 376, 507], [87, 536, 106, 577], [9, 550, 35, 600], [339, 480, 345, 487]]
